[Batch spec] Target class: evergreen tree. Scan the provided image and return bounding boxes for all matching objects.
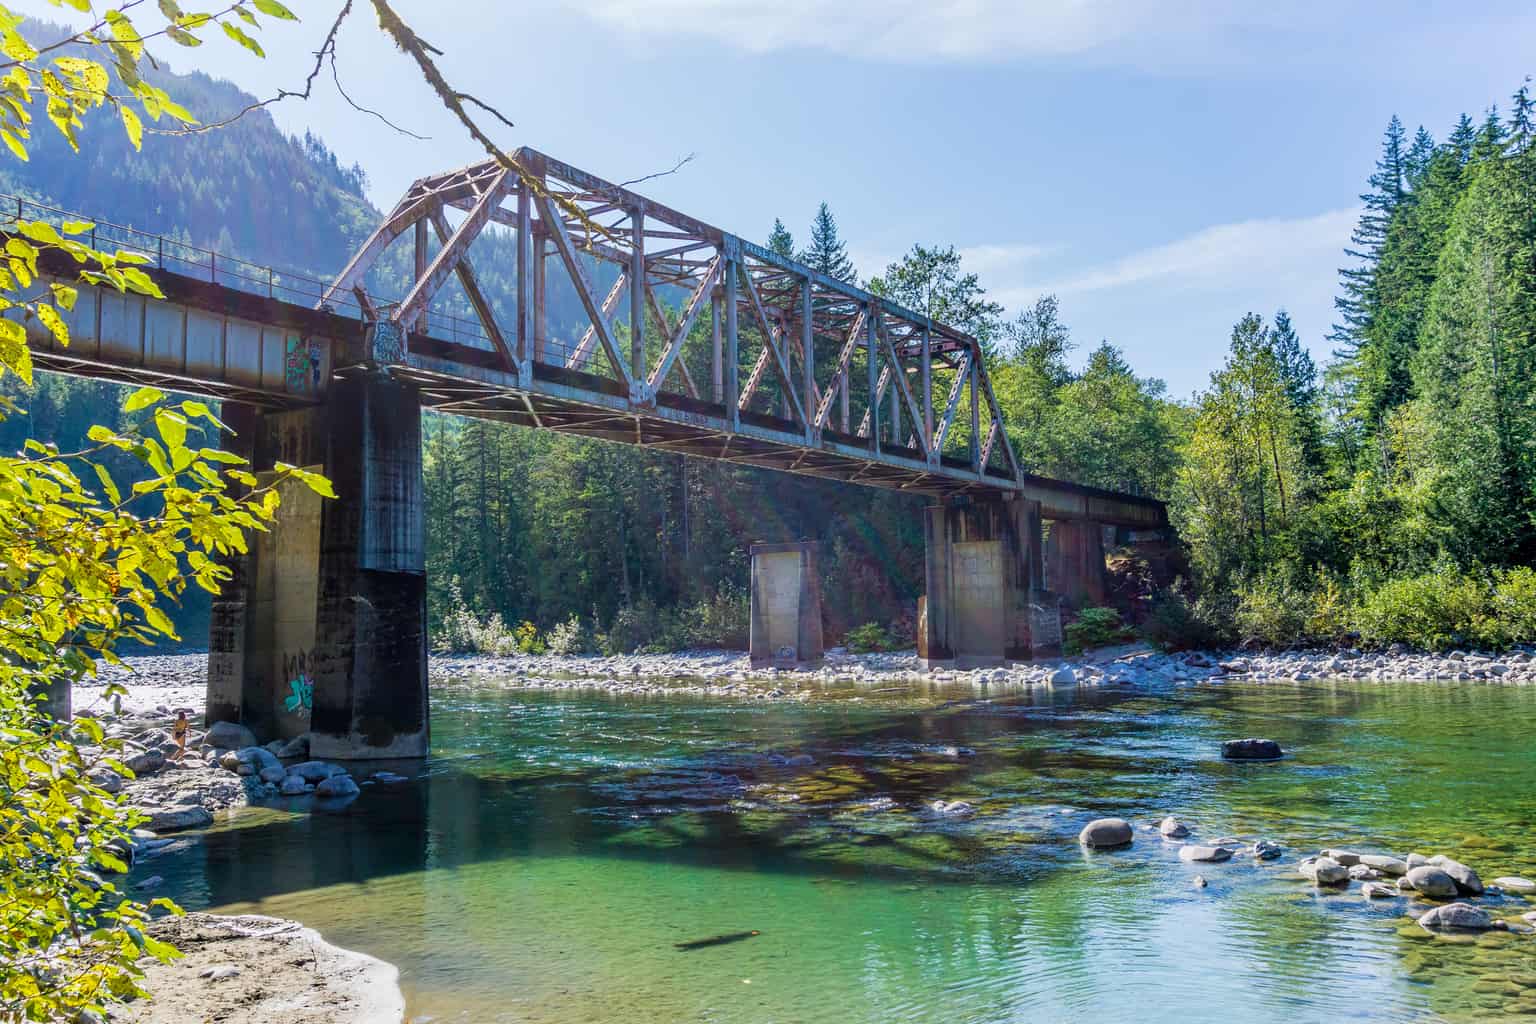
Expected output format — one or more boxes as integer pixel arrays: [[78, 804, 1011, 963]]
[[767, 218, 795, 259], [1271, 310, 1324, 475], [798, 202, 857, 282], [1331, 117, 1408, 364], [867, 243, 1002, 351]]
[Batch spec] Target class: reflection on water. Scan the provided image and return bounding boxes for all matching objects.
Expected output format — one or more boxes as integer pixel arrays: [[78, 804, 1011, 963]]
[[142, 680, 1536, 1022]]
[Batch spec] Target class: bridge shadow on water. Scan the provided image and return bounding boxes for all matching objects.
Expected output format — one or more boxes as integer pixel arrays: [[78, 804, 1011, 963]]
[[168, 679, 1377, 911]]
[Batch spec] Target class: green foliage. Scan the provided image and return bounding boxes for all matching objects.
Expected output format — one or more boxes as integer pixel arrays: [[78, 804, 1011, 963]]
[[513, 620, 545, 655], [1352, 570, 1496, 650], [845, 621, 897, 654], [543, 614, 591, 657], [1233, 573, 1312, 647], [1141, 590, 1235, 652], [1062, 606, 1133, 654], [868, 243, 1004, 354]]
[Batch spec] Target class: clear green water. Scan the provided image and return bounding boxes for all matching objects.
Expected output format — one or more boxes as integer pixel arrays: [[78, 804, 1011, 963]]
[[143, 679, 1536, 1022]]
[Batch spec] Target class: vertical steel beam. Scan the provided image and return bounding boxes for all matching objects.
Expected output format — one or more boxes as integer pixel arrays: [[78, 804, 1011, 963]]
[[801, 277, 814, 442], [922, 323, 934, 464], [889, 339, 901, 444], [413, 218, 429, 335], [516, 182, 532, 366], [724, 255, 740, 429], [532, 223, 547, 362], [710, 286, 723, 404], [970, 346, 981, 474], [839, 364, 849, 433], [629, 205, 645, 381], [867, 303, 879, 454]]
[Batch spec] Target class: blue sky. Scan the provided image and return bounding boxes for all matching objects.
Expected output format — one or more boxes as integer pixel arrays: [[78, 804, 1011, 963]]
[[28, 1, 1536, 397]]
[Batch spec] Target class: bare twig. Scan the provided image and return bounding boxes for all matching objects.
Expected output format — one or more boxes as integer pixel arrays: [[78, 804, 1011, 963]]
[[618, 153, 696, 189]]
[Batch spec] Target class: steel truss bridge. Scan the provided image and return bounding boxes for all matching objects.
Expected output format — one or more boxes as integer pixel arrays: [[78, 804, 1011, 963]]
[[12, 146, 1165, 528]]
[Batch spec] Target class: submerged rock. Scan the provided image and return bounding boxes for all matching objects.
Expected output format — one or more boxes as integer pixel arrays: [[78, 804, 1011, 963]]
[[279, 774, 308, 796], [1299, 855, 1349, 885], [1418, 902, 1496, 932], [1221, 738, 1283, 761], [1050, 666, 1076, 686], [314, 774, 360, 799], [929, 800, 974, 816], [1252, 839, 1284, 860], [1361, 881, 1399, 899], [1079, 817, 1134, 849], [146, 804, 213, 832], [1179, 845, 1233, 863], [1159, 816, 1190, 838], [287, 761, 344, 783], [1401, 866, 1460, 899], [1493, 876, 1536, 893], [1349, 864, 1383, 881]]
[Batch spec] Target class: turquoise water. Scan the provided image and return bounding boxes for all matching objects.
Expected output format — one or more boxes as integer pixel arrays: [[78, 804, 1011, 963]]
[[142, 679, 1536, 1022]]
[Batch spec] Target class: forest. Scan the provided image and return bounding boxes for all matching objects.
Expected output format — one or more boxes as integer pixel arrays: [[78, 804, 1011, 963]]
[[5, 29, 1533, 654]]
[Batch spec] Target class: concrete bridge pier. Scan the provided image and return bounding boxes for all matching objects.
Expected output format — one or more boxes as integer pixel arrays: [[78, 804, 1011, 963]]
[[917, 494, 1061, 670], [749, 542, 824, 668], [1045, 520, 1109, 609], [207, 371, 429, 758]]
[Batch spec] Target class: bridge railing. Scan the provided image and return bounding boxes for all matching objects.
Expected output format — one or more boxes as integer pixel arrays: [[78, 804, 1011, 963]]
[[0, 192, 498, 351]]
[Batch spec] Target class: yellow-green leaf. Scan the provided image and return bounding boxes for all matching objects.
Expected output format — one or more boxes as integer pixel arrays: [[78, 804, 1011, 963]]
[[119, 105, 143, 150], [124, 386, 164, 413]]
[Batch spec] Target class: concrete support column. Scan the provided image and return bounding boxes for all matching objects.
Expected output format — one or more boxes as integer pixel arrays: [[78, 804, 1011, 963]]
[[749, 542, 823, 668], [205, 373, 429, 758], [917, 495, 1060, 668], [1046, 519, 1108, 609]]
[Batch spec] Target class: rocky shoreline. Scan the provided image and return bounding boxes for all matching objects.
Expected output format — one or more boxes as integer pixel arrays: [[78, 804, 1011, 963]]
[[108, 913, 403, 1023]]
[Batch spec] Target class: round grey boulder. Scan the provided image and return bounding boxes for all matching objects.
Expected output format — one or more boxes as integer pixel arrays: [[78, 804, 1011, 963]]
[[278, 774, 308, 796], [1360, 881, 1399, 899], [1299, 855, 1349, 885], [1401, 866, 1459, 899], [204, 720, 257, 751], [1179, 845, 1233, 863], [1359, 854, 1408, 876], [314, 773, 360, 799], [286, 760, 344, 783], [1079, 817, 1134, 849], [1323, 848, 1362, 867], [1221, 738, 1283, 761], [1427, 855, 1484, 896], [1253, 839, 1283, 860], [1417, 902, 1495, 932], [258, 765, 286, 784], [1159, 816, 1190, 838]]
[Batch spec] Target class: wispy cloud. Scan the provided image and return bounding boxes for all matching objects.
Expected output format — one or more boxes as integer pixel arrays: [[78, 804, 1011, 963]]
[[573, 0, 1380, 68]]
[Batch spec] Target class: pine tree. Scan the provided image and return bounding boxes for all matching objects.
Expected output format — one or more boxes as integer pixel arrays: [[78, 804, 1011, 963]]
[[1331, 116, 1408, 355], [1271, 310, 1324, 475], [798, 202, 856, 282], [1449, 113, 1478, 165], [1406, 125, 1436, 189], [767, 218, 795, 259]]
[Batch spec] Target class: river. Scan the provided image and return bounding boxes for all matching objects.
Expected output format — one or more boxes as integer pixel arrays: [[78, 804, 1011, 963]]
[[139, 677, 1536, 1022]]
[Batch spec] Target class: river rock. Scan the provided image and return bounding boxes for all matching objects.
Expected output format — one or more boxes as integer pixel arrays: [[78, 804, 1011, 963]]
[[1079, 817, 1133, 849], [277, 734, 310, 759], [146, 805, 213, 832], [314, 774, 360, 799], [219, 750, 243, 772], [1221, 738, 1283, 760], [1493, 876, 1536, 893], [1050, 666, 1076, 686], [89, 768, 124, 794], [1349, 864, 1383, 881], [258, 766, 287, 784], [238, 746, 281, 773], [1361, 881, 1398, 899], [287, 761, 344, 783], [1360, 854, 1408, 876], [1406, 853, 1430, 869], [1324, 848, 1362, 867], [370, 771, 409, 785], [1299, 856, 1349, 885], [279, 774, 309, 796], [1428, 855, 1484, 896], [1418, 902, 1495, 932], [1179, 845, 1233, 863], [1401, 866, 1459, 898], [929, 799, 974, 816], [1159, 816, 1190, 838], [1252, 839, 1283, 860], [204, 721, 257, 751], [124, 747, 166, 776]]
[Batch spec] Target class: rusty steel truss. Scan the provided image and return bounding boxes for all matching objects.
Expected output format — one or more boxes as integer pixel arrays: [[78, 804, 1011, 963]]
[[320, 148, 1165, 527]]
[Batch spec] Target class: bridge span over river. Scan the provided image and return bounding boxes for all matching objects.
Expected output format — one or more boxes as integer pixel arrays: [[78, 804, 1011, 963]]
[[14, 147, 1166, 758]]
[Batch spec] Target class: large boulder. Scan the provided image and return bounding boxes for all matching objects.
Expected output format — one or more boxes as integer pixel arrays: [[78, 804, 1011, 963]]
[[287, 761, 344, 783], [204, 721, 257, 752], [279, 774, 309, 796], [258, 766, 287, 784], [1159, 816, 1190, 838], [124, 746, 166, 776], [1359, 854, 1408, 876], [1418, 902, 1495, 932], [314, 774, 360, 799], [238, 746, 281, 774], [1299, 856, 1348, 885], [145, 805, 213, 832], [1323, 848, 1361, 867], [1401, 866, 1459, 899], [1221, 738, 1283, 761], [1427, 855, 1484, 896], [1079, 818, 1133, 849]]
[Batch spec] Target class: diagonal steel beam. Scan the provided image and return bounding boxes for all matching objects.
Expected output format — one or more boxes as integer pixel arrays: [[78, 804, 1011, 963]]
[[739, 267, 807, 428], [392, 169, 511, 331], [536, 191, 636, 392], [427, 209, 514, 371], [567, 272, 628, 370], [645, 256, 718, 399], [812, 309, 865, 432], [932, 350, 971, 455]]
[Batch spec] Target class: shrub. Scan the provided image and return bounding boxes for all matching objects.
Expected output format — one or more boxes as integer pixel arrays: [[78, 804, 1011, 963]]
[[1490, 567, 1536, 645], [430, 578, 523, 655], [1305, 572, 1353, 644], [1234, 574, 1310, 647], [544, 614, 591, 656], [1063, 606, 1133, 654], [685, 582, 750, 650], [845, 621, 896, 653], [600, 599, 661, 655], [1352, 570, 1490, 651], [1142, 588, 1236, 651]]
